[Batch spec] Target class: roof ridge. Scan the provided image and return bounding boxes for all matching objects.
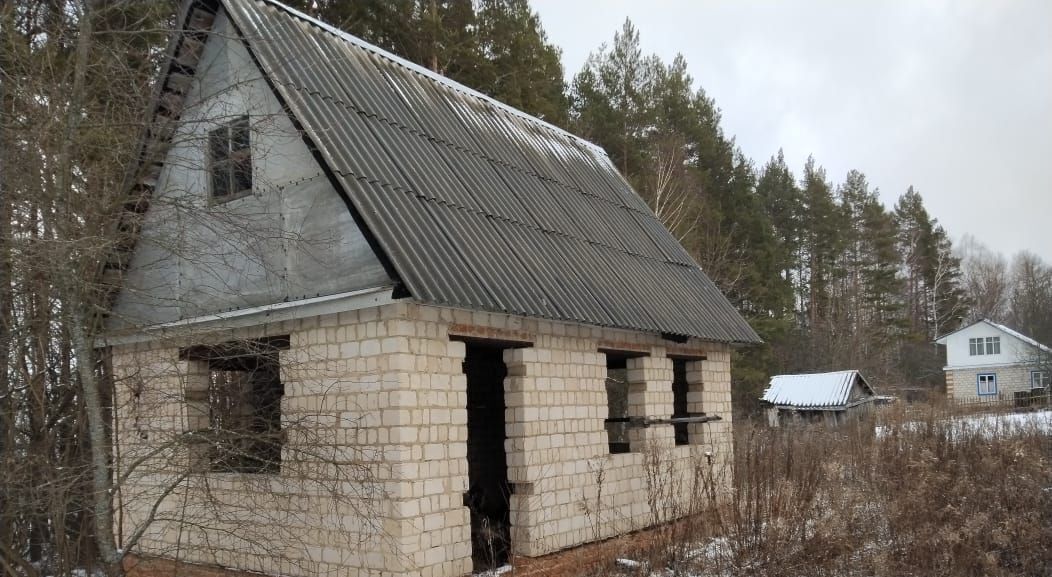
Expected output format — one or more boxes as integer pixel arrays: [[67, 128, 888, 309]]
[[254, 0, 605, 155]]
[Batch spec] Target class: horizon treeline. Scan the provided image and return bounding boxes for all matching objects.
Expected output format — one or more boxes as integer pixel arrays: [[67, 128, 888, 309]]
[[291, 0, 1052, 407]]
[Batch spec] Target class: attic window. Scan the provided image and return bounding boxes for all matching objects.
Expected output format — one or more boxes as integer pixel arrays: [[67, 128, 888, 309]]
[[969, 337, 1000, 356], [209, 115, 252, 201]]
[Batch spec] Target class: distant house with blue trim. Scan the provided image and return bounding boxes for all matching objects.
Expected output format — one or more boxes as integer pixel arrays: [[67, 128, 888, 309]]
[[935, 319, 1051, 403]]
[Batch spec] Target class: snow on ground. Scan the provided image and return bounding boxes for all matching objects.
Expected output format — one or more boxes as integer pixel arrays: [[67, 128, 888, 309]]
[[472, 564, 512, 577], [959, 409, 1052, 433], [876, 409, 1052, 438], [611, 538, 730, 577]]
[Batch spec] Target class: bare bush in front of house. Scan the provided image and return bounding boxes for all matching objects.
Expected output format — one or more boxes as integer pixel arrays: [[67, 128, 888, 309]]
[[593, 407, 1051, 577], [109, 338, 387, 577]]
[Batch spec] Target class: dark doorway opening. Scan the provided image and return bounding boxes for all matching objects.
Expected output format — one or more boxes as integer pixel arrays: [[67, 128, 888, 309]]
[[463, 344, 511, 572]]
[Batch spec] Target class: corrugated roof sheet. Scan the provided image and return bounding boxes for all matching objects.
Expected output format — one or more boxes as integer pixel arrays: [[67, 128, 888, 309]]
[[221, 0, 760, 343], [762, 370, 872, 408]]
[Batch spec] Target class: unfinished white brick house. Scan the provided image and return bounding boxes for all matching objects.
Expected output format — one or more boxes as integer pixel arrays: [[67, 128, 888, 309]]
[[103, 1, 760, 576]]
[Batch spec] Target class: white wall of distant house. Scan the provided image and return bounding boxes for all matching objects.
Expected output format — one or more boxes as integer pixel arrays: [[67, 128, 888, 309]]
[[941, 322, 1039, 369]]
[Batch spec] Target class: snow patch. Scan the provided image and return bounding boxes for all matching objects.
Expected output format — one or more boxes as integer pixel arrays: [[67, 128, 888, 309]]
[[473, 564, 512, 577], [877, 409, 1052, 438]]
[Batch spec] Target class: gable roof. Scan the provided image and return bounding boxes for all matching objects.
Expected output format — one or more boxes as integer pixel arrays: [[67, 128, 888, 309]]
[[935, 319, 1052, 354], [113, 0, 760, 344], [761, 370, 875, 409]]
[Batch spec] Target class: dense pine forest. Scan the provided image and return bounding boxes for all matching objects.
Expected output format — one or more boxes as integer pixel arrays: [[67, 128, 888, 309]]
[[2, 1, 1052, 574], [284, 0, 1052, 408]]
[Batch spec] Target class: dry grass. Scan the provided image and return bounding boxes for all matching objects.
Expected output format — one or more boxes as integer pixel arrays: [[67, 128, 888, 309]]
[[592, 406, 1052, 577]]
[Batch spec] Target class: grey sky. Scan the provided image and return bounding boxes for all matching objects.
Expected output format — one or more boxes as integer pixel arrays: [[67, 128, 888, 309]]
[[533, 0, 1052, 262]]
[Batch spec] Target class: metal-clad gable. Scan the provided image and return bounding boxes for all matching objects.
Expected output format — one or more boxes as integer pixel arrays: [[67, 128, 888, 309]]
[[223, 0, 761, 343]]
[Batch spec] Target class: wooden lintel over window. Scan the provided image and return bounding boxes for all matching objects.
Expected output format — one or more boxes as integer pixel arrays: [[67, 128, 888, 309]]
[[180, 335, 290, 361], [597, 345, 649, 359], [448, 325, 533, 348], [667, 351, 707, 362]]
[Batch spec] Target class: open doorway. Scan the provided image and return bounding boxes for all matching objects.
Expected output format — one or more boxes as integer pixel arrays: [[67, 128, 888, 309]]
[[462, 343, 511, 572]]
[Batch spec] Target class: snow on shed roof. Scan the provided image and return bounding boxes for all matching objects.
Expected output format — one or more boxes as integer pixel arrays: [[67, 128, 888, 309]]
[[761, 370, 874, 409]]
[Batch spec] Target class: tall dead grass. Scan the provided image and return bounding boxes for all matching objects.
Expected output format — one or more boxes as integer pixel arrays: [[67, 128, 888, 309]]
[[605, 407, 1052, 577]]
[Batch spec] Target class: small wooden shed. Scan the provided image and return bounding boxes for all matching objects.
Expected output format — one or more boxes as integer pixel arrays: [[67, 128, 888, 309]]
[[761, 370, 879, 427]]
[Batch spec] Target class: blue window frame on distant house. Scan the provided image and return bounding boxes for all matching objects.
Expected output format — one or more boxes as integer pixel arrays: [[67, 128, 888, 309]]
[[1031, 371, 1050, 389], [977, 373, 997, 396]]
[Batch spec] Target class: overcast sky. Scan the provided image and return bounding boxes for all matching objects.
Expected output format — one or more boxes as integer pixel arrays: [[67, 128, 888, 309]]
[[533, 0, 1052, 262]]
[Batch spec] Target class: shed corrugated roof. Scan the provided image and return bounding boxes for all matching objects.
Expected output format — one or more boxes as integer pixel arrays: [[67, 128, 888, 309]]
[[217, 0, 759, 343], [761, 370, 873, 409]]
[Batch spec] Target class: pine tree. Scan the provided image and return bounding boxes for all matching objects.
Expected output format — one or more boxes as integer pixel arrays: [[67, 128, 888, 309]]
[[894, 187, 935, 336], [756, 150, 802, 294], [836, 170, 903, 376], [473, 0, 568, 125], [570, 19, 656, 178], [894, 187, 967, 386], [799, 157, 842, 332], [283, 0, 567, 126]]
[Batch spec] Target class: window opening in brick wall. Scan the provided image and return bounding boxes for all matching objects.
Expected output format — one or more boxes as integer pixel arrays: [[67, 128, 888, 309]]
[[604, 355, 631, 454], [182, 337, 287, 474], [671, 359, 689, 446]]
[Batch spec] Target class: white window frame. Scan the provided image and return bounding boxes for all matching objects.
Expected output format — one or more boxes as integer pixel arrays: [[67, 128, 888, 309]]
[[1031, 370, 1050, 389], [977, 373, 997, 396], [985, 336, 1000, 355]]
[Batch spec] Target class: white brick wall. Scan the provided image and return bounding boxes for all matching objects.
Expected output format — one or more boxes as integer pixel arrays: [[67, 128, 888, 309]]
[[112, 302, 737, 577], [947, 364, 1043, 402]]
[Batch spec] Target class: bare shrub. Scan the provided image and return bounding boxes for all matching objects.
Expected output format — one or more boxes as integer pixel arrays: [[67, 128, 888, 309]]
[[706, 408, 1052, 572], [608, 408, 1051, 577]]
